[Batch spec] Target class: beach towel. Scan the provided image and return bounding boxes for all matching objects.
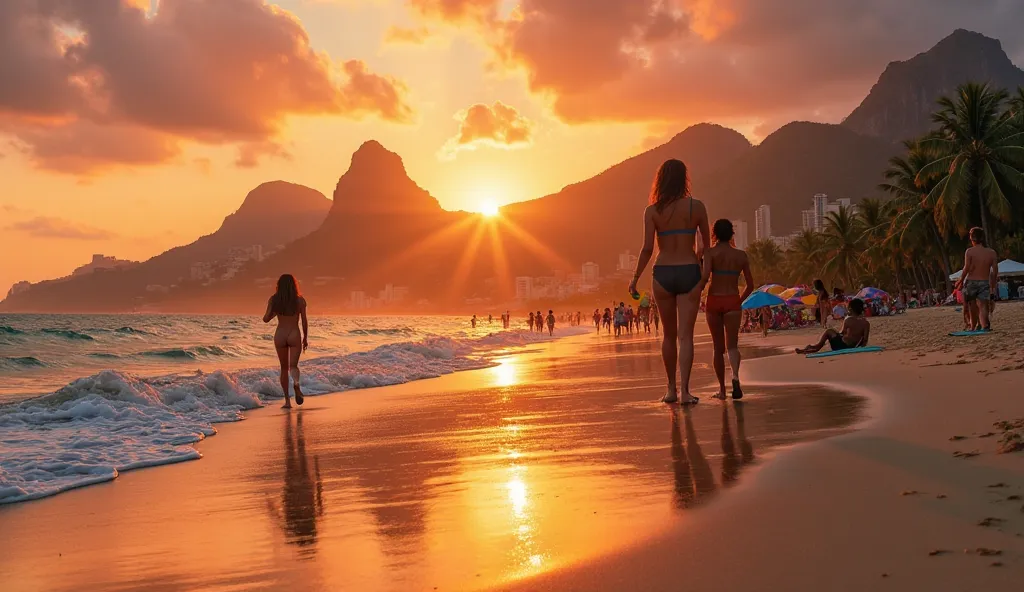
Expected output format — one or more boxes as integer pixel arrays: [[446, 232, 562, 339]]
[[948, 330, 992, 337], [806, 346, 885, 358]]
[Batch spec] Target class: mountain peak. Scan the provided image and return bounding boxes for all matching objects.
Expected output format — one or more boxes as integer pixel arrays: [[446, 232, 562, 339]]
[[327, 141, 441, 217], [842, 30, 1024, 141], [234, 181, 330, 216]]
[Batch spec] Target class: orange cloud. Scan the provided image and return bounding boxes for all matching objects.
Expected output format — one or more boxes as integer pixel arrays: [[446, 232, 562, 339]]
[[408, 0, 1024, 129], [384, 25, 433, 44], [235, 141, 294, 169], [8, 217, 117, 241], [440, 101, 534, 158], [0, 0, 414, 174]]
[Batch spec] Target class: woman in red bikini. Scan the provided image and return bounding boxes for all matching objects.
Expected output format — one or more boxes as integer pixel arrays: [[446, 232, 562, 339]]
[[703, 220, 754, 400]]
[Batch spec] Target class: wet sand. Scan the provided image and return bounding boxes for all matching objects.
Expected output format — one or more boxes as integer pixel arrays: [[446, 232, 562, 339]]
[[0, 333, 865, 591]]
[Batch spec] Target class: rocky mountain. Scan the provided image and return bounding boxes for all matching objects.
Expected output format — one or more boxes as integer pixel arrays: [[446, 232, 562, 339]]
[[843, 29, 1024, 141], [699, 122, 898, 235], [0, 181, 331, 312]]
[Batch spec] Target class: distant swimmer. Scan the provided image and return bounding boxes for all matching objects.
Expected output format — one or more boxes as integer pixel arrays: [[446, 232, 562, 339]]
[[471, 314, 477, 328], [528, 311, 535, 331], [630, 159, 709, 405], [488, 314, 493, 324], [536, 310, 543, 333], [263, 274, 309, 409], [546, 310, 555, 336], [703, 220, 754, 400], [955, 227, 998, 331]]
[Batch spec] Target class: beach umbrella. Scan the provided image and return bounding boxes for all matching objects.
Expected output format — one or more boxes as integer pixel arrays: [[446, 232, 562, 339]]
[[756, 284, 786, 295], [855, 287, 889, 301], [780, 287, 812, 300], [742, 291, 786, 310], [784, 297, 807, 310], [800, 294, 818, 306]]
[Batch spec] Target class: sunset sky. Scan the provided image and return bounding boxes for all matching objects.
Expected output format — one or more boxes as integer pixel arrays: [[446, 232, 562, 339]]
[[3, 0, 1024, 294]]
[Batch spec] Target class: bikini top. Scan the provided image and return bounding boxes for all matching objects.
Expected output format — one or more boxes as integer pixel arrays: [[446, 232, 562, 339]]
[[656, 198, 697, 236]]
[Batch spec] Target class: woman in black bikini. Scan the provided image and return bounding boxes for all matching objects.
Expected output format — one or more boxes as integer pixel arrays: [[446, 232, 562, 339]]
[[263, 274, 309, 409], [629, 160, 710, 405]]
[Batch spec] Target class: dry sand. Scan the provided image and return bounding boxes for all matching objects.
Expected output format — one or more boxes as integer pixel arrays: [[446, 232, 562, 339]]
[[1, 306, 1023, 591]]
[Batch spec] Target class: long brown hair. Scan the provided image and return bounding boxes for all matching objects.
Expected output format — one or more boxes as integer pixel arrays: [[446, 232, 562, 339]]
[[649, 159, 691, 212], [272, 274, 301, 316]]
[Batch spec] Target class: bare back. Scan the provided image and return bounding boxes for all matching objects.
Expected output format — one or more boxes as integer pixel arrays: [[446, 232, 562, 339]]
[[840, 315, 870, 347], [647, 197, 709, 266], [964, 245, 998, 281], [706, 243, 749, 296]]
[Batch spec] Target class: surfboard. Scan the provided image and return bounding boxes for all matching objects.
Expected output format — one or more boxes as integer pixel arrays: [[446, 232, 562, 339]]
[[948, 330, 992, 337], [806, 346, 885, 358]]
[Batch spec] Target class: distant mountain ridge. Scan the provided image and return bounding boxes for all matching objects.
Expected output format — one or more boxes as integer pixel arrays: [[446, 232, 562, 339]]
[[843, 29, 1024, 141], [0, 181, 331, 312]]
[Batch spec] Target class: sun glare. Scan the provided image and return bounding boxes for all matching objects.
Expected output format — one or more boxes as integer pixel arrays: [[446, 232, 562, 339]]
[[479, 201, 500, 217]]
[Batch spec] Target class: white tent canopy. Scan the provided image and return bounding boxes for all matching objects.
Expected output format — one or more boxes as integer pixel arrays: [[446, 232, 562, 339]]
[[949, 259, 1024, 281]]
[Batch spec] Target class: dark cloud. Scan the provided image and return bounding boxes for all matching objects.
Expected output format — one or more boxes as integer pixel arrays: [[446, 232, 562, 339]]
[[0, 0, 414, 173], [8, 216, 117, 240], [441, 101, 534, 157], [408, 0, 1024, 131]]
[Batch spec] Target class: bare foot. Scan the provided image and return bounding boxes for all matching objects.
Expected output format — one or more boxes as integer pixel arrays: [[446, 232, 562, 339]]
[[680, 393, 700, 405], [282, 401, 292, 409], [731, 378, 743, 400], [795, 347, 809, 354], [661, 391, 679, 404], [294, 384, 304, 406], [712, 389, 728, 401]]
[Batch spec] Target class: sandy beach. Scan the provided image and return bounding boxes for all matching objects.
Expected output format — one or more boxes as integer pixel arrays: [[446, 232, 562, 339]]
[[2, 305, 1023, 591]]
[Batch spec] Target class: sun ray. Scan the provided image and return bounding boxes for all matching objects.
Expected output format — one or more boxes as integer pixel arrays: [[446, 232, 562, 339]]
[[486, 222, 512, 300], [447, 218, 488, 302], [371, 216, 479, 280], [495, 217, 574, 273]]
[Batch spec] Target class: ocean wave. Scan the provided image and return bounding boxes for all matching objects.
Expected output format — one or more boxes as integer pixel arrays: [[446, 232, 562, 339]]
[[0, 325, 26, 335], [0, 328, 584, 505], [87, 353, 122, 359], [114, 326, 152, 336], [346, 327, 417, 336], [140, 346, 231, 360], [40, 328, 95, 341], [1, 356, 46, 368]]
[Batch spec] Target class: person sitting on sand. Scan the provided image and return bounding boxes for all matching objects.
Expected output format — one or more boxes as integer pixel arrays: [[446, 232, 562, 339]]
[[546, 310, 555, 336], [796, 298, 870, 354], [954, 227, 998, 331], [263, 274, 309, 409]]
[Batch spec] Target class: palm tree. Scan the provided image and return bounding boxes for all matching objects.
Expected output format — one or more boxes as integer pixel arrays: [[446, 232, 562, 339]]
[[785, 229, 824, 285], [820, 205, 865, 291], [918, 83, 1024, 244], [880, 141, 955, 291], [747, 239, 784, 284]]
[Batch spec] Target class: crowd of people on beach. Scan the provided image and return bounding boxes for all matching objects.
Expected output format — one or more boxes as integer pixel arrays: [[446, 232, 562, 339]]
[[260, 159, 1004, 410]]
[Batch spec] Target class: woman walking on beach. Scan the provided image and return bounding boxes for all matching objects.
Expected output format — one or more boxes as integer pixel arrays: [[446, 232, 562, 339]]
[[703, 220, 754, 400], [629, 159, 710, 405], [263, 274, 309, 408]]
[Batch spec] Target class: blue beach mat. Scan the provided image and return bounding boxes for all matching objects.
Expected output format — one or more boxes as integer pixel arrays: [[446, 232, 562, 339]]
[[948, 330, 992, 337], [806, 346, 885, 358]]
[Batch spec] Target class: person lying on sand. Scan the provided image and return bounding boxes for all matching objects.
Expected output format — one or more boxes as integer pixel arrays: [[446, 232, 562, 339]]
[[795, 298, 870, 355]]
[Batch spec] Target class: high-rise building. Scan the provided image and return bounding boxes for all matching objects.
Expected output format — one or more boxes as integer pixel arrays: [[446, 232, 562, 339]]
[[731, 220, 749, 249], [755, 205, 771, 240], [813, 193, 829, 231], [581, 262, 599, 285], [617, 250, 636, 272], [515, 277, 533, 300], [801, 209, 817, 232], [350, 291, 368, 309]]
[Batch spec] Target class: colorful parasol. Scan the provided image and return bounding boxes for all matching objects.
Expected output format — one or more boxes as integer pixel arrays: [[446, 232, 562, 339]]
[[743, 291, 786, 310], [780, 287, 812, 300], [855, 287, 890, 301], [756, 284, 787, 295]]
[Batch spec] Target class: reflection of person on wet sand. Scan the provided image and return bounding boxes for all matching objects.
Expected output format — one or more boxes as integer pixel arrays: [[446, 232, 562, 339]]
[[720, 403, 755, 484], [669, 408, 716, 509], [267, 413, 324, 555]]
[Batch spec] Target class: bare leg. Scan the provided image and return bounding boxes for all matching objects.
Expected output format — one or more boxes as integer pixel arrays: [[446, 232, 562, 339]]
[[706, 310, 727, 399], [653, 281, 678, 402], [276, 345, 292, 408], [289, 343, 303, 405], [967, 299, 980, 330], [724, 310, 743, 398], [676, 291, 700, 404], [796, 329, 837, 354], [979, 298, 991, 330]]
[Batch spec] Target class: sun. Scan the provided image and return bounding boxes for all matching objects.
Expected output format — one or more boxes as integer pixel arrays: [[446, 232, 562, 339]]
[[479, 200, 500, 217]]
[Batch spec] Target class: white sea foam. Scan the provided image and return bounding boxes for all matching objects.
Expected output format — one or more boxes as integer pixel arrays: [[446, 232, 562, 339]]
[[0, 328, 586, 504]]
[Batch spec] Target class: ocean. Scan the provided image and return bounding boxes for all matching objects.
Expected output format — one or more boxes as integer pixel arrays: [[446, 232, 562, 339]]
[[0, 313, 585, 505]]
